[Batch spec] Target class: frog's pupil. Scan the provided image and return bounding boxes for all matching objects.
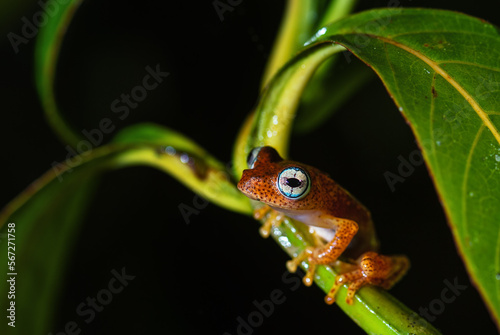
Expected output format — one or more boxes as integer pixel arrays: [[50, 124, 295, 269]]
[[286, 178, 301, 188]]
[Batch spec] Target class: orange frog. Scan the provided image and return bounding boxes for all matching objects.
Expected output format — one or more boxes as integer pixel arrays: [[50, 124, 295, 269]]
[[237, 146, 409, 305]]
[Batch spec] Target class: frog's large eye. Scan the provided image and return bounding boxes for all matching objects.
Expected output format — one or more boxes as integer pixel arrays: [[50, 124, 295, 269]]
[[277, 167, 310, 199], [247, 147, 263, 169]]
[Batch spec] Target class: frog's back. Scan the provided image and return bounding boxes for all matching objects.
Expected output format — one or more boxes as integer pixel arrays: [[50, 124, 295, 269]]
[[309, 166, 379, 257]]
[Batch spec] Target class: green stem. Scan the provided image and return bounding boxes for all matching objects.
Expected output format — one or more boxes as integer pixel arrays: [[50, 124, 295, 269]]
[[268, 217, 441, 334], [261, 0, 316, 88], [319, 0, 358, 27]]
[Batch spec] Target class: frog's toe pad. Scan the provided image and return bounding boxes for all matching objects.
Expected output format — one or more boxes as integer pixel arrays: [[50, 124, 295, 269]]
[[259, 226, 271, 238]]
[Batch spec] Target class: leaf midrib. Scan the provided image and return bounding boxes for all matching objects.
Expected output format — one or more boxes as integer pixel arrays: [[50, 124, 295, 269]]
[[370, 34, 500, 145]]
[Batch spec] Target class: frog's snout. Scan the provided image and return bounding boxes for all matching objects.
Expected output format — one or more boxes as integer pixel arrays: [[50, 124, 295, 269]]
[[237, 169, 260, 200]]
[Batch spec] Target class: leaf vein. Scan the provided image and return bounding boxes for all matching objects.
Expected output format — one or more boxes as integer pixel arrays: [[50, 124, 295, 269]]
[[375, 35, 500, 145], [438, 60, 500, 73], [461, 125, 484, 239]]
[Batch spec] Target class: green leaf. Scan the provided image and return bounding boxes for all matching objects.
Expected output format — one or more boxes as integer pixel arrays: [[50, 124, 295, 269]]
[[1, 124, 252, 229], [0, 124, 251, 335], [308, 7, 500, 325], [112, 123, 252, 215], [35, 0, 84, 147], [0, 180, 97, 335], [0, 2, 104, 333]]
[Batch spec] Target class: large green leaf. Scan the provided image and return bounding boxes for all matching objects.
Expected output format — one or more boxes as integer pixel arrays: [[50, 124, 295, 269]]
[[307, 8, 500, 325]]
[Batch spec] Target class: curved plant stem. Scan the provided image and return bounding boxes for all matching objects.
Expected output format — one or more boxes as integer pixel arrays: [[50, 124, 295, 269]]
[[261, 0, 316, 88]]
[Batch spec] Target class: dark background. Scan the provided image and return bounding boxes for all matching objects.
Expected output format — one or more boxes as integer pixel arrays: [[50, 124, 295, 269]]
[[1, 0, 499, 334]]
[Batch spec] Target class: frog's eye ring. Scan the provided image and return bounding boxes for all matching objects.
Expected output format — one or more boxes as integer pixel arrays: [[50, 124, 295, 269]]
[[277, 167, 310, 199], [247, 147, 263, 169]]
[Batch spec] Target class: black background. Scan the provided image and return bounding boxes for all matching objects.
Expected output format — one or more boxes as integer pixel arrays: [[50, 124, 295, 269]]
[[2, 0, 499, 334]]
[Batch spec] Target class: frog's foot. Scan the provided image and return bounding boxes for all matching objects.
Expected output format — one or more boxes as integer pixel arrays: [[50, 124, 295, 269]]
[[286, 247, 317, 286], [286, 217, 359, 287], [253, 206, 285, 238], [325, 251, 410, 305]]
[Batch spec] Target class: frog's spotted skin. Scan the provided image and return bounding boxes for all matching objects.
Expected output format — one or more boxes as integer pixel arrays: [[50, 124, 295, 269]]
[[238, 146, 376, 255], [237, 146, 409, 305]]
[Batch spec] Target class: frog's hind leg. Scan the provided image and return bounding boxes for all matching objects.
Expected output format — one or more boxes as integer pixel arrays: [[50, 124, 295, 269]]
[[326, 251, 410, 305], [284, 215, 409, 305]]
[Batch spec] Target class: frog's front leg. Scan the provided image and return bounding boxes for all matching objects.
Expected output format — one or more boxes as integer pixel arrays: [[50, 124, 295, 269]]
[[286, 216, 359, 285], [253, 205, 285, 238]]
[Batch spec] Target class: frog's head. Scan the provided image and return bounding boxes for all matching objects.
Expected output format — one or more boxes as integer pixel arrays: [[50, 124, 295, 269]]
[[237, 146, 312, 209]]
